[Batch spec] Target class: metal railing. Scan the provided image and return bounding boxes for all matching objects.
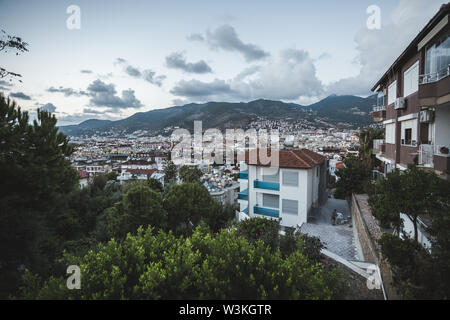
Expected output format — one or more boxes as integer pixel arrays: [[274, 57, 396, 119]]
[[254, 180, 280, 191], [239, 170, 248, 179], [419, 144, 434, 167], [419, 65, 450, 84], [373, 139, 385, 153], [238, 189, 248, 201], [254, 206, 279, 218], [372, 105, 386, 112]]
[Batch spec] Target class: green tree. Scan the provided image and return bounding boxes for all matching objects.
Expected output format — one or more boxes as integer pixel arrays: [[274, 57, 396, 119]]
[[334, 155, 371, 199], [373, 166, 450, 299], [179, 165, 202, 183], [0, 95, 78, 298], [106, 171, 118, 181], [356, 128, 384, 169], [370, 165, 446, 241], [163, 183, 219, 233], [19, 224, 344, 300], [107, 182, 167, 238], [147, 178, 163, 193], [162, 160, 177, 184]]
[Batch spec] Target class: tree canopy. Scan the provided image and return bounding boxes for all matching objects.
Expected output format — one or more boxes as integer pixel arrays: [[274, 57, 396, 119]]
[[19, 223, 344, 300]]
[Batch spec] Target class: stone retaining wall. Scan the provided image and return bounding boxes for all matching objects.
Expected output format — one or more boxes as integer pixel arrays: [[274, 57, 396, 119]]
[[351, 194, 400, 300]]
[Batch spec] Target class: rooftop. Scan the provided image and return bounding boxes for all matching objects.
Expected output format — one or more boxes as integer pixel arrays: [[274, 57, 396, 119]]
[[245, 148, 326, 169]]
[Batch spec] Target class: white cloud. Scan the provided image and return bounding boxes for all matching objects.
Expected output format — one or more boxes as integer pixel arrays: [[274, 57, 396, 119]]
[[326, 0, 444, 96]]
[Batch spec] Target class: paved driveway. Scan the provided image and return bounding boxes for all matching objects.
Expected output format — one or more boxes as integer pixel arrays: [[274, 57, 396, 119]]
[[300, 196, 357, 260]]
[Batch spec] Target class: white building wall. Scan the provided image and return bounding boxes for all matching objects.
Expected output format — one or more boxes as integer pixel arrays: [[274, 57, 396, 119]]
[[243, 164, 317, 228]]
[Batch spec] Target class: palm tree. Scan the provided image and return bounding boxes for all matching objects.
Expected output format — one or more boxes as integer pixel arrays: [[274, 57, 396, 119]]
[[357, 128, 384, 169]]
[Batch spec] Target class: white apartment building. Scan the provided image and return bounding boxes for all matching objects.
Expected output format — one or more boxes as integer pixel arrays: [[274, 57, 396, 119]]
[[238, 149, 328, 229]]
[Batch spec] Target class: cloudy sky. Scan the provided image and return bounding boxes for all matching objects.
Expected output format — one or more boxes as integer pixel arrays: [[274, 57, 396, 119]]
[[0, 0, 445, 125]]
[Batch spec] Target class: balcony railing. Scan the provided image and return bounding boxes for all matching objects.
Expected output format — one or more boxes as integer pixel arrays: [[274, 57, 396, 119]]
[[419, 144, 450, 166], [254, 206, 279, 218], [373, 139, 385, 154], [242, 207, 248, 214], [239, 170, 248, 179], [419, 65, 450, 84], [238, 189, 248, 201], [419, 144, 435, 167], [253, 180, 280, 191], [372, 106, 386, 112]]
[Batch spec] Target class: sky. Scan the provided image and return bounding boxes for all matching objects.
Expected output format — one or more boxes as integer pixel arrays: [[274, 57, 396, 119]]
[[0, 0, 446, 125]]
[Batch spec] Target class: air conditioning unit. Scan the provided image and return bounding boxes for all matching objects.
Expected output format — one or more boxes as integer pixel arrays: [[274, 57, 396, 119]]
[[420, 109, 435, 123], [394, 97, 406, 110]]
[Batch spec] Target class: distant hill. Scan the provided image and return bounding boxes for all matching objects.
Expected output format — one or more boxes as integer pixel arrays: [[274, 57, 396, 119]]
[[59, 94, 377, 136]]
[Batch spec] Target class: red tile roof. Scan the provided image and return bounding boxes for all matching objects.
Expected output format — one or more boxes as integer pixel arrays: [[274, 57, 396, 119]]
[[244, 149, 326, 169], [78, 170, 89, 179]]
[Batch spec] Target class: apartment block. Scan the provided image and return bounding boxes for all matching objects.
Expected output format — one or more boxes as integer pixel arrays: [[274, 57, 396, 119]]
[[372, 3, 450, 180], [238, 149, 328, 229]]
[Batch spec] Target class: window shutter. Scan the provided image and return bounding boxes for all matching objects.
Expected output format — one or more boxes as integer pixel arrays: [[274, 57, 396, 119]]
[[263, 194, 279, 208], [282, 171, 298, 186], [282, 199, 298, 215]]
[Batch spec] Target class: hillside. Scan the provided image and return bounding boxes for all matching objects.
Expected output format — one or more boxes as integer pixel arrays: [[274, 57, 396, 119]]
[[59, 94, 376, 136]]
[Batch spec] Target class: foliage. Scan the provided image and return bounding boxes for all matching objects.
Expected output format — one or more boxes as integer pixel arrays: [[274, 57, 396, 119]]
[[236, 218, 324, 262], [370, 165, 448, 239], [334, 155, 371, 199], [105, 171, 118, 181], [356, 128, 384, 169], [147, 178, 163, 193], [1, 29, 29, 80], [162, 160, 177, 184], [0, 95, 78, 298], [379, 234, 439, 299], [163, 183, 221, 233], [373, 166, 450, 299], [179, 165, 202, 183], [107, 182, 167, 238], [19, 224, 343, 300]]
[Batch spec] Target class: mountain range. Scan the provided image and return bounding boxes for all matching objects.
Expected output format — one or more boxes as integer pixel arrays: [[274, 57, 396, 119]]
[[59, 94, 377, 136]]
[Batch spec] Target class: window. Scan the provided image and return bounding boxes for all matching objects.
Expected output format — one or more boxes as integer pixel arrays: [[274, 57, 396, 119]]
[[282, 199, 298, 215], [262, 168, 279, 183], [377, 91, 385, 108], [282, 171, 298, 186], [425, 33, 450, 79], [403, 61, 419, 97], [263, 194, 279, 208], [388, 81, 397, 105], [400, 119, 417, 146], [385, 123, 396, 144], [404, 128, 412, 145]]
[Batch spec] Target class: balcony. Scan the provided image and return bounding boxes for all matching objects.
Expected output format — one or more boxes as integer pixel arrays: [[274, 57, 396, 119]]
[[243, 207, 248, 214], [419, 144, 450, 172], [238, 189, 248, 201], [253, 180, 280, 191], [372, 106, 386, 122], [419, 65, 450, 106], [373, 139, 385, 154], [239, 170, 248, 180], [253, 205, 279, 218]]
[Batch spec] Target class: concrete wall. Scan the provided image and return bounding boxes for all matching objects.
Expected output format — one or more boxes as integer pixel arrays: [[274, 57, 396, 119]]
[[351, 194, 400, 300]]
